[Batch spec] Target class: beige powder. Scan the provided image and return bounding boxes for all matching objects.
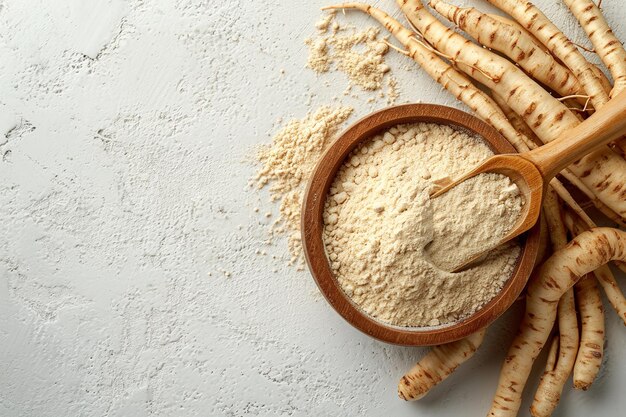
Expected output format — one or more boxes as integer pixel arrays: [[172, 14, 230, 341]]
[[306, 37, 331, 73], [427, 173, 523, 272], [305, 14, 396, 99], [256, 106, 353, 266], [314, 12, 336, 32], [323, 123, 521, 327], [253, 17, 403, 267]]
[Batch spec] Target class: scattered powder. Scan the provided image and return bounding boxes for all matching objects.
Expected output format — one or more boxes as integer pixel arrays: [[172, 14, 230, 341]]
[[305, 14, 397, 99], [386, 77, 399, 105], [427, 173, 523, 272], [323, 123, 521, 327], [307, 37, 331, 73], [315, 12, 336, 32], [255, 106, 353, 266]]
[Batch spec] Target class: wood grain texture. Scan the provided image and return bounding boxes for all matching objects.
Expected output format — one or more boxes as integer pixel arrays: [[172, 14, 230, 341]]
[[301, 104, 541, 346]]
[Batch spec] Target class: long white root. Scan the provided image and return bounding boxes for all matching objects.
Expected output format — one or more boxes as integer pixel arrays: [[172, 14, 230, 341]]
[[563, 0, 626, 98], [321, 3, 532, 151], [573, 275, 605, 390], [485, 0, 610, 107], [563, 209, 626, 325], [563, 0, 626, 155], [531, 288, 578, 417], [491, 92, 542, 148], [594, 264, 626, 325], [398, 0, 581, 143], [530, 188, 579, 417], [429, 0, 582, 99], [399, 329, 487, 400], [489, 228, 626, 417]]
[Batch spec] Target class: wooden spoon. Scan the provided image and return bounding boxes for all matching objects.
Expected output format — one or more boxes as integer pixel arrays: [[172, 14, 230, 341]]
[[431, 91, 626, 271]]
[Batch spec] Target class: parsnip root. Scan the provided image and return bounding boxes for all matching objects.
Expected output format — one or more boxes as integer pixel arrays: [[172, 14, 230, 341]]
[[491, 92, 542, 148], [563, 209, 626, 325], [563, 0, 626, 98], [429, 0, 582, 99], [594, 264, 626, 325], [485, 0, 610, 107], [399, 329, 486, 401], [530, 188, 579, 417], [573, 275, 605, 390], [489, 228, 626, 417], [531, 289, 578, 417], [563, 0, 626, 154], [542, 188, 567, 251], [398, 0, 581, 143]]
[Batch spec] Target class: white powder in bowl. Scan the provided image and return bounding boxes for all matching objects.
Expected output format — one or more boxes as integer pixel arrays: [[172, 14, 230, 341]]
[[322, 123, 521, 327]]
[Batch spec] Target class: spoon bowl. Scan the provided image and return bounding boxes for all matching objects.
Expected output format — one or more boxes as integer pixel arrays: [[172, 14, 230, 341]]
[[430, 154, 545, 271], [431, 90, 626, 271], [301, 104, 541, 346]]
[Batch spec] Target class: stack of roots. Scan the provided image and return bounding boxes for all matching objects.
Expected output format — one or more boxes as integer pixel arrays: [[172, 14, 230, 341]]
[[320, 1, 626, 416]]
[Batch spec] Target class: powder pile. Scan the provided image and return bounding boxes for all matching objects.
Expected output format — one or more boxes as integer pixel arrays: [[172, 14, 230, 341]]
[[256, 106, 353, 266], [427, 173, 523, 272], [254, 14, 399, 267], [306, 13, 395, 94], [323, 123, 521, 327]]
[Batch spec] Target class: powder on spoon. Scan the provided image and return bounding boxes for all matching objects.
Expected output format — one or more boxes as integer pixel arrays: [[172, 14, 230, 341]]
[[323, 123, 521, 327], [427, 173, 523, 272]]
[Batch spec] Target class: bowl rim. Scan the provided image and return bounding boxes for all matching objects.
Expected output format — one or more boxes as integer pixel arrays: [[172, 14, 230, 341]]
[[301, 103, 541, 346]]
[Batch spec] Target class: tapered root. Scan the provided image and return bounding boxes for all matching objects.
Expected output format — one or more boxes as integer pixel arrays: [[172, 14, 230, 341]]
[[429, 0, 583, 99], [563, 0, 626, 98], [573, 276, 605, 390], [485, 0, 610, 107], [489, 228, 626, 417], [563, 209, 626, 325], [531, 289, 578, 417], [399, 329, 486, 401]]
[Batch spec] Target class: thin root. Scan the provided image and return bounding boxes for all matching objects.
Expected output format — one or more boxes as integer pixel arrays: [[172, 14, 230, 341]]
[[402, 8, 499, 83], [573, 41, 596, 53], [384, 39, 409, 56]]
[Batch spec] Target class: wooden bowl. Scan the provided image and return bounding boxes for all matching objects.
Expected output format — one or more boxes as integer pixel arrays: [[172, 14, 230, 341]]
[[301, 104, 541, 346]]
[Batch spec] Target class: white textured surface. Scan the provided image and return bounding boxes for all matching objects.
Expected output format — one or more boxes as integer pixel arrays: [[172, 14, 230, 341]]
[[0, 1, 624, 416]]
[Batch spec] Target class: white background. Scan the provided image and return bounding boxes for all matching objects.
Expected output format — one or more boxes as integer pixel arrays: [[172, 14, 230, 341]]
[[1, 0, 624, 416]]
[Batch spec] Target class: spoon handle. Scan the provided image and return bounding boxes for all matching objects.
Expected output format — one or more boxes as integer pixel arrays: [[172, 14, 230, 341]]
[[522, 90, 626, 180]]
